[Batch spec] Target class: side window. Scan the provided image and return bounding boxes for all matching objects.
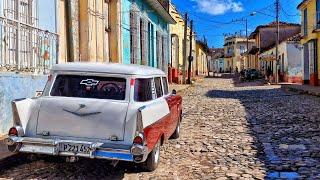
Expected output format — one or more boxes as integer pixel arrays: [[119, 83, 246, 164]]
[[162, 77, 169, 95], [134, 78, 153, 102], [154, 77, 163, 98]]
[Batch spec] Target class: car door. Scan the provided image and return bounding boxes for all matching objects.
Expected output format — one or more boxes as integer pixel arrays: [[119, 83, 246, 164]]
[[162, 77, 179, 135]]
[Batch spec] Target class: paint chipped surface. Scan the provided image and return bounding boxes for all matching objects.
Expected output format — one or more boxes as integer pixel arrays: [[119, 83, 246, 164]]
[[0, 73, 47, 135]]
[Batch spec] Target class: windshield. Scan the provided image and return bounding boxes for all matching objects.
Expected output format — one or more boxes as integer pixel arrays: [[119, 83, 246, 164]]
[[50, 75, 126, 100]]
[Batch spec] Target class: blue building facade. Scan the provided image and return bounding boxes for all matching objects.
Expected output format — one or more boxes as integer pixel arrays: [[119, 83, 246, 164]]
[[0, 0, 57, 135], [121, 0, 175, 73]]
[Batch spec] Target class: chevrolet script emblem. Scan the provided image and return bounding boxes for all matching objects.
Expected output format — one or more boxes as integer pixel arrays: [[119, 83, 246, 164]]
[[80, 79, 99, 87]]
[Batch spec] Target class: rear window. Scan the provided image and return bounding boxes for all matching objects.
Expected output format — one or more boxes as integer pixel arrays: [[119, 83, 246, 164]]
[[134, 78, 153, 102], [51, 75, 126, 100]]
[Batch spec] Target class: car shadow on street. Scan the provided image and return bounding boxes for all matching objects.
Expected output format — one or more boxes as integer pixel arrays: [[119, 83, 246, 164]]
[[0, 154, 145, 179], [205, 88, 320, 179]]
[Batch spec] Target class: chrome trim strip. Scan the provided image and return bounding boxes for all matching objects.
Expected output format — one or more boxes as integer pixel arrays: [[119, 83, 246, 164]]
[[5, 136, 147, 162]]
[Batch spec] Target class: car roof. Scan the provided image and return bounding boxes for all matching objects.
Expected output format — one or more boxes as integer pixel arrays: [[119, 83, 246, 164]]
[[51, 63, 166, 76]]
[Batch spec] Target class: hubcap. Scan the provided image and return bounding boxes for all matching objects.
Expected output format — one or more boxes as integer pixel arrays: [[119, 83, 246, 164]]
[[154, 144, 160, 164], [176, 123, 180, 134]]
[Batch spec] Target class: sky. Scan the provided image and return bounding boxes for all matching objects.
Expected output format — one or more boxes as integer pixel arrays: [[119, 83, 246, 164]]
[[171, 0, 301, 48]]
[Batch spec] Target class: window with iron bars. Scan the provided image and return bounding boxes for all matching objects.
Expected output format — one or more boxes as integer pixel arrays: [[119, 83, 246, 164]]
[[0, 0, 58, 74]]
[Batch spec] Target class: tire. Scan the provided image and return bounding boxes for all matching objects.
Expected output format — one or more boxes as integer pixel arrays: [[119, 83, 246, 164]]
[[142, 140, 161, 172], [170, 114, 181, 139]]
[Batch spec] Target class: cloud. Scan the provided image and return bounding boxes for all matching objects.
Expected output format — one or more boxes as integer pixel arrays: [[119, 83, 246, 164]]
[[192, 0, 244, 15]]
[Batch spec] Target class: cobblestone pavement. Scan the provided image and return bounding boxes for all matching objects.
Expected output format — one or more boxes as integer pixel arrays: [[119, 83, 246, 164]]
[[1, 77, 320, 179]]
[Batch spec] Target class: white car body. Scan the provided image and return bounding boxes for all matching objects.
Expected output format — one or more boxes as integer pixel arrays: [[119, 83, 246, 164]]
[[5, 63, 182, 168]]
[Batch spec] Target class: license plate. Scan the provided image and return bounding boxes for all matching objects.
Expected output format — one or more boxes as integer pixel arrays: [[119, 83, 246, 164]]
[[59, 143, 90, 154]]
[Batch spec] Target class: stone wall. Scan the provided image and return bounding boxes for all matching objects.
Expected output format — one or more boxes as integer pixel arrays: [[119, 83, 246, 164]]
[[0, 73, 47, 135]]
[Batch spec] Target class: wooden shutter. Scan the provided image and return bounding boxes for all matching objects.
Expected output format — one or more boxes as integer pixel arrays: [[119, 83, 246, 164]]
[[162, 34, 168, 72], [130, 9, 139, 64], [156, 31, 163, 69], [140, 18, 148, 65]]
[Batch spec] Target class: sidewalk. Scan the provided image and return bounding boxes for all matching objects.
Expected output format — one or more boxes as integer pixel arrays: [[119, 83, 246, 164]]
[[281, 84, 320, 97], [0, 135, 12, 159]]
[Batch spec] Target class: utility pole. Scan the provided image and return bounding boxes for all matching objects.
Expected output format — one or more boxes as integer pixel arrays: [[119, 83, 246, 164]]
[[233, 18, 249, 70], [187, 20, 193, 84], [245, 18, 249, 69], [275, 0, 280, 84], [182, 13, 188, 84]]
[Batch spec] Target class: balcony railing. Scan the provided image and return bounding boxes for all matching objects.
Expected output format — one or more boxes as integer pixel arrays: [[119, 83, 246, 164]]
[[0, 16, 58, 74]]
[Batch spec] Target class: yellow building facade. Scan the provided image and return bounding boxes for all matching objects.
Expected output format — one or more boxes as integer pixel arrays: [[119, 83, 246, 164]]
[[298, 0, 320, 85], [58, 0, 121, 63], [196, 41, 208, 76], [169, 4, 196, 82]]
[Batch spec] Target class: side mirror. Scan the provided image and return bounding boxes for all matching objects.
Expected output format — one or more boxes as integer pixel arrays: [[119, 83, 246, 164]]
[[34, 91, 43, 98], [172, 89, 177, 95]]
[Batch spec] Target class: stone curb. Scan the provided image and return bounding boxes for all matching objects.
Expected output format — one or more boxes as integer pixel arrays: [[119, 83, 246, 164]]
[[281, 86, 320, 97]]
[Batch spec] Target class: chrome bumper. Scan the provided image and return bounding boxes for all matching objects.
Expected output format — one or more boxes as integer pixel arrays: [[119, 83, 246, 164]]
[[4, 136, 148, 162]]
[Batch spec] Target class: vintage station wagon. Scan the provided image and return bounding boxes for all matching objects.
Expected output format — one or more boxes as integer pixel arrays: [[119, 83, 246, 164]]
[[4, 63, 183, 171]]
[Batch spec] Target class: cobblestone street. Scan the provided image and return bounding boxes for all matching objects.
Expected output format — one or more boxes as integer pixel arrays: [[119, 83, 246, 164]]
[[1, 77, 320, 179]]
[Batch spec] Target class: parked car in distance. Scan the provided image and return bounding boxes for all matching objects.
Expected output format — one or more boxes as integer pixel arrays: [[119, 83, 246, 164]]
[[4, 63, 183, 171], [240, 69, 261, 82]]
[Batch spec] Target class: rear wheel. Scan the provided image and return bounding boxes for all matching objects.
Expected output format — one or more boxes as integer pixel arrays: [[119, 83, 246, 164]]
[[142, 140, 160, 172]]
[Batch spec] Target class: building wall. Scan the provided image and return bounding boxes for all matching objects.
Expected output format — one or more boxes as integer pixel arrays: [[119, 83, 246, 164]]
[[224, 58, 232, 72], [58, 0, 110, 63], [121, 0, 170, 73], [0, 73, 47, 135], [224, 36, 255, 71], [58, 0, 68, 63], [259, 41, 302, 83], [169, 4, 196, 81], [287, 43, 303, 83], [299, 0, 320, 85], [109, 0, 122, 63], [211, 58, 224, 72], [196, 43, 208, 75]]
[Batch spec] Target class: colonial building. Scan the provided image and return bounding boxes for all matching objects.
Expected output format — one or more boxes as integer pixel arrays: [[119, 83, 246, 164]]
[[249, 22, 301, 74], [169, 3, 196, 83], [122, 0, 175, 74], [0, 0, 58, 72], [196, 40, 209, 76], [259, 34, 303, 83], [58, 0, 118, 63], [58, 0, 175, 72], [0, 0, 58, 135], [223, 35, 255, 72], [298, 0, 320, 85], [208, 48, 225, 73]]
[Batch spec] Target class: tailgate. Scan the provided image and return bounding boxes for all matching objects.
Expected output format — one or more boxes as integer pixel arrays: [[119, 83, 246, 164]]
[[36, 97, 128, 141]]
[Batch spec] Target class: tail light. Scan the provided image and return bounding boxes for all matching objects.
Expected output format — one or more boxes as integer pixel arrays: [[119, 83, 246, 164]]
[[133, 133, 144, 145], [8, 127, 18, 136]]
